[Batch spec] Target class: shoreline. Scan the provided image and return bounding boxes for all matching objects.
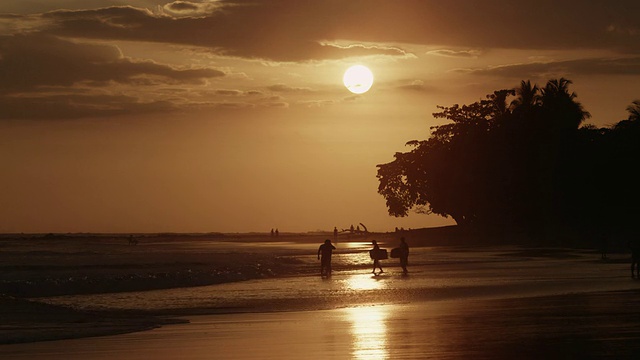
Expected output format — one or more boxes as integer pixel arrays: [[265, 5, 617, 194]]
[[1, 232, 636, 345], [3, 287, 640, 347]]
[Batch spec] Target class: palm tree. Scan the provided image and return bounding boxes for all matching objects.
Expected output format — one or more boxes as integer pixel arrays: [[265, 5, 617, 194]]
[[540, 78, 590, 130], [626, 99, 640, 121], [511, 80, 540, 111], [613, 100, 640, 131], [489, 89, 515, 118]]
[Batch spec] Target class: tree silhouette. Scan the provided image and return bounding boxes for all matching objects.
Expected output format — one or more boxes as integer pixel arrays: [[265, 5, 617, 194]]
[[626, 99, 640, 121], [377, 79, 640, 242], [511, 80, 540, 113]]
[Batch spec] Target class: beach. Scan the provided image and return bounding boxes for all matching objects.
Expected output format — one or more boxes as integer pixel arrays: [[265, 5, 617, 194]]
[[1, 231, 640, 358]]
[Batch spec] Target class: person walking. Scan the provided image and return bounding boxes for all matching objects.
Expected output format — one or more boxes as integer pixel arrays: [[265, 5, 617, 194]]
[[370, 240, 384, 275], [318, 239, 336, 277]]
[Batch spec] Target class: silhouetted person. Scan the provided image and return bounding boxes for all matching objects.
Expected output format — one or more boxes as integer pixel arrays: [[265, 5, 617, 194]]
[[599, 234, 608, 260], [270, 228, 274, 237], [399, 237, 409, 274], [128, 235, 138, 245], [333, 227, 338, 241], [275, 228, 279, 237], [630, 238, 640, 278], [318, 239, 336, 277], [371, 240, 384, 275]]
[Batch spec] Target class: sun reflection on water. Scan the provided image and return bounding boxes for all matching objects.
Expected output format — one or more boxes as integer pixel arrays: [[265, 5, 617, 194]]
[[344, 306, 389, 360], [342, 273, 385, 291]]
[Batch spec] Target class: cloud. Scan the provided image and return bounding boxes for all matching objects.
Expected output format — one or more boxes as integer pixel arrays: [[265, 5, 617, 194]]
[[0, 33, 224, 93], [28, 4, 410, 62], [3, 1, 639, 62], [427, 49, 482, 58], [162, 1, 222, 17], [166, 2, 199, 12], [215, 89, 244, 96], [267, 84, 313, 93], [214, 101, 255, 109], [460, 57, 640, 78], [299, 100, 336, 108], [0, 33, 227, 119], [343, 95, 363, 102], [396, 80, 435, 92], [2, 1, 639, 121], [0, 93, 177, 119], [260, 101, 289, 108], [19, 1, 636, 62]]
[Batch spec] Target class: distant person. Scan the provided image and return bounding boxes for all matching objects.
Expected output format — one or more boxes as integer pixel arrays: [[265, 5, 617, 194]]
[[318, 239, 336, 277], [270, 228, 275, 237], [275, 228, 279, 237], [370, 240, 384, 275], [399, 237, 410, 274], [128, 235, 138, 245], [333, 227, 338, 241], [630, 238, 640, 278], [599, 233, 608, 260]]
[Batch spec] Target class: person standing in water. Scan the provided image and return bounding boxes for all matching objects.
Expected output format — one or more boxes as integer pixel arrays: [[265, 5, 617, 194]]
[[318, 239, 336, 277], [371, 240, 384, 275], [399, 237, 410, 274]]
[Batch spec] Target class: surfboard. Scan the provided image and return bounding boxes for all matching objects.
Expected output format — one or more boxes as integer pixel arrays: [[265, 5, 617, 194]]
[[369, 248, 388, 260]]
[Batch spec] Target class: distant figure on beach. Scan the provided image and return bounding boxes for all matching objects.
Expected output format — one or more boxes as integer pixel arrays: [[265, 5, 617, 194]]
[[599, 233, 608, 260], [128, 235, 138, 245], [370, 240, 384, 275], [270, 228, 274, 237], [318, 239, 336, 277], [399, 237, 409, 274], [333, 227, 338, 241], [630, 238, 640, 278], [275, 228, 279, 237]]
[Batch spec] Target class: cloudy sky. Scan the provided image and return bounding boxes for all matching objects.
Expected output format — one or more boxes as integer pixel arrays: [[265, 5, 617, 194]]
[[1, 0, 639, 233]]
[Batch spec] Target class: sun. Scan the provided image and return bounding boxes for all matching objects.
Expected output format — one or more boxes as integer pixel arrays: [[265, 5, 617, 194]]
[[343, 65, 374, 94]]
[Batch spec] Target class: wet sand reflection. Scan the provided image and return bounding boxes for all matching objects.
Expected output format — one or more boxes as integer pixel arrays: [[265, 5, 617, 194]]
[[345, 306, 389, 360], [341, 273, 386, 291]]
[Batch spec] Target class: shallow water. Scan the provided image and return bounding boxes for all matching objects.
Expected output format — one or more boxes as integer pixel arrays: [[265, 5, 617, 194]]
[[37, 245, 635, 314], [5, 293, 640, 359], [4, 243, 640, 359]]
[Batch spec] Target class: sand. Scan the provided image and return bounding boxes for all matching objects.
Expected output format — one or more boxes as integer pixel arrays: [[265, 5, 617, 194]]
[[1, 231, 640, 358], [2, 291, 640, 359]]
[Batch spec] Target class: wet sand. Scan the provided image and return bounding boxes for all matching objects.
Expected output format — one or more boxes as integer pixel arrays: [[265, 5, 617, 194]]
[[2, 231, 640, 358], [3, 291, 640, 359]]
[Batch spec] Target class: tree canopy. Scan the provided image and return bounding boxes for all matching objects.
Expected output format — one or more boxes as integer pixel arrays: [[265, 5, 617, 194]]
[[377, 78, 640, 240]]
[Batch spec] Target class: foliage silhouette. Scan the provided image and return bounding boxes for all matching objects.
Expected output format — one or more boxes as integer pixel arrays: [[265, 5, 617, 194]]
[[377, 79, 640, 241]]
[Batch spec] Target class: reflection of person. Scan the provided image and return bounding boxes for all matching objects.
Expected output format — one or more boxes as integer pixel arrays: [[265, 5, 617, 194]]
[[399, 237, 409, 274], [318, 239, 336, 277], [371, 240, 383, 275], [630, 238, 640, 278]]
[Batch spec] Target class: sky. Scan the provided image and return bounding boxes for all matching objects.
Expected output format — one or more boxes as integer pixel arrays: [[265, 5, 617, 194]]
[[1, 0, 640, 234]]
